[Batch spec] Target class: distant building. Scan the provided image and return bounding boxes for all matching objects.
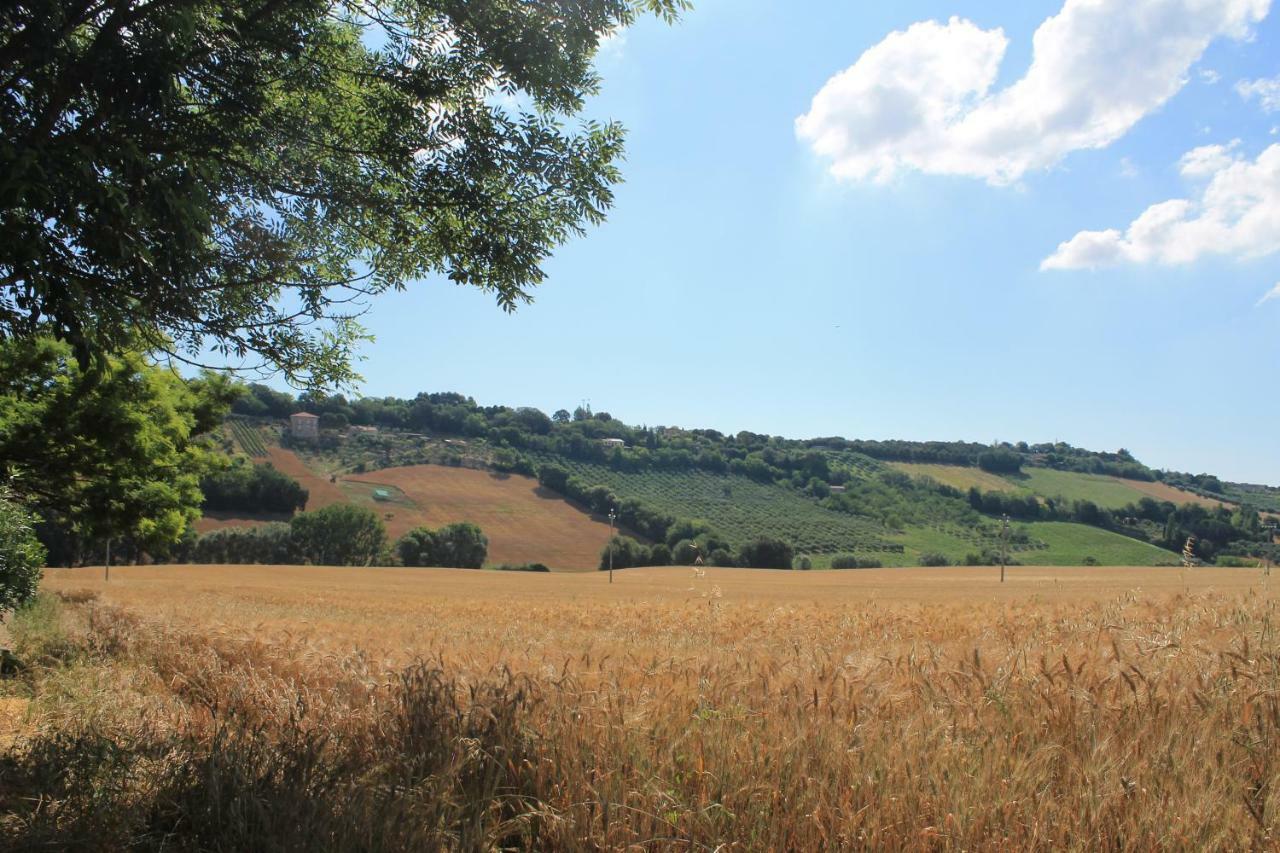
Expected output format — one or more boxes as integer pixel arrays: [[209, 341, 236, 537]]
[[601, 438, 625, 448], [829, 485, 847, 493], [290, 412, 319, 439], [348, 425, 378, 435]]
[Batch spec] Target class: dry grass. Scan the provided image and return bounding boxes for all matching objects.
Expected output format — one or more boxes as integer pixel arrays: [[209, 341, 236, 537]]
[[889, 462, 1022, 493], [347, 465, 615, 566], [4, 565, 1280, 849], [1120, 478, 1232, 510]]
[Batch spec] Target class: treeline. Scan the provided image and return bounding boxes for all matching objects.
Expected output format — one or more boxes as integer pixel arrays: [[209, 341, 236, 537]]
[[200, 462, 308, 515], [184, 505, 490, 569], [965, 487, 1271, 561], [600, 534, 801, 571], [231, 384, 1163, 488]]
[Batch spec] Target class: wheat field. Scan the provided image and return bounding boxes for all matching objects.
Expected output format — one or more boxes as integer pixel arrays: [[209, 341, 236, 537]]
[[3, 564, 1279, 849]]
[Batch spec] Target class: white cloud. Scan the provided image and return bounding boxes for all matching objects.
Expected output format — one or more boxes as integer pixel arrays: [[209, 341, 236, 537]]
[[1201, 68, 1222, 84], [795, 0, 1269, 185], [1041, 143, 1280, 269], [1259, 282, 1280, 304], [1237, 75, 1280, 112]]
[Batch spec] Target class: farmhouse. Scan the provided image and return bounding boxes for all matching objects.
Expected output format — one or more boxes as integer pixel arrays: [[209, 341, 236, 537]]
[[289, 412, 319, 439], [601, 438, 625, 448]]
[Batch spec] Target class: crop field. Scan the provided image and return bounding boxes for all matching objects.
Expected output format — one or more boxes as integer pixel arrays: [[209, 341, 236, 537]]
[[347, 465, 615, 568], [889, 461, 1022, 493], [1122, 477, 1232, 509], [5, 565, 1279, 849], [1011, 468, 1156, 508], [529, 457, 896, 554], [227, 417, 269, 457]]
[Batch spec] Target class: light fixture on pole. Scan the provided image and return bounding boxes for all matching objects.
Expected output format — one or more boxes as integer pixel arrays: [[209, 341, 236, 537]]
[[608, 508, 617, 584]]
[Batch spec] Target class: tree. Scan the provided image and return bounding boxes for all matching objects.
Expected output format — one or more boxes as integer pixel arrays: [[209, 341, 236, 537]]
[[431, 523, 488, 569], [0, 336, 236, 564], [290, 504, 386, 566], [397, 528, 439, 568], [397, 522, 487, 568], [1, 0, 687, 387], [552, 409, 572, 424], [738, 537, 793, 569], [598, 535, 650, 570], [0, 489, 44, 612]]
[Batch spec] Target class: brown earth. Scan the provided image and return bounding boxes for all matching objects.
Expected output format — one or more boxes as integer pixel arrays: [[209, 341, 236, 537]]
[[347, 465, 614, 569]]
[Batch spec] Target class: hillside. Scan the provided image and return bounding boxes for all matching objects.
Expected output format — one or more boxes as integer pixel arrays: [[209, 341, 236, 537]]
[[201, 388, 1280, 569]]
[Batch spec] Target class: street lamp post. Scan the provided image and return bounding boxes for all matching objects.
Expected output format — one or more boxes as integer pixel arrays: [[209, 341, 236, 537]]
[[608, 508, 617, 584]]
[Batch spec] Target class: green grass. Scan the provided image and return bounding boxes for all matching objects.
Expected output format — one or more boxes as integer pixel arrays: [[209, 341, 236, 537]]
[[1012, 522, 1176, 566], [1011, 468, 1151, 509]]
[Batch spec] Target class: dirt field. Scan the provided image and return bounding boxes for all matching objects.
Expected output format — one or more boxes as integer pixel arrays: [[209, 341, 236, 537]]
[[1120, 477, 1231, 509], [347, 465, 614, 567]]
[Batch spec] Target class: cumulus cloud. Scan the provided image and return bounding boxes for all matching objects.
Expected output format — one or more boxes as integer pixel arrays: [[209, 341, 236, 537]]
[[1041, 143, 1280, 269], [795, 0, 1269, 185], [1258, 282, 1280, 305], [1237, 75, 1280, 112]]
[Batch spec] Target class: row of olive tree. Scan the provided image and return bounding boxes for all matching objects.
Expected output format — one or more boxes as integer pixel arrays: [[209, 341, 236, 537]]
[[598, 534, 796, 571]]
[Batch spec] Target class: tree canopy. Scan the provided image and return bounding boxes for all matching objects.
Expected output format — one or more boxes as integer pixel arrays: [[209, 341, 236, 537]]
[[1, 0, 687, 387], [0, 336, 237, 564]]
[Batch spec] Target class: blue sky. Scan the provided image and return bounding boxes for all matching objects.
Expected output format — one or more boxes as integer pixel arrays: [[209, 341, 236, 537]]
[[319, 0, 1280, 484]]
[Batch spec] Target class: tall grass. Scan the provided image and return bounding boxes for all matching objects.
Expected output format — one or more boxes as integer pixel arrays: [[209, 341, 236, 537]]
[[3, 587, 1279, 849]]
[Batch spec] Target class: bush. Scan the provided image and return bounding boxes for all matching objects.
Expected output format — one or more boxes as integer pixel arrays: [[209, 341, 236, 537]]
[[0, 490, 44, 612], [793, 555, 812, 570], [648, 543, 672, 566], [1082, 555, 1099, 566], [671, 539, 700, 566], [918, 552, 950, 567], [708, 549, 736, 567], [290, 505, 386, 566], [738, 537, 793, 569], [398, 523, 488, 568], [200, 462, 308, 515], [599, 535, 650, 570], [830, 554, 882, 569], [191, 523, 296, 564], [492, 563, 550, 572]]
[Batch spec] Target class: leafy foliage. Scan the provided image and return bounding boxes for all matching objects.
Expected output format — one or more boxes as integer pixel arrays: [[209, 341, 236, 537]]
[[0, 489, 44, 611], [398, 523, 488, 569], [0, 337, 235, 565], [289, 505, 386, 566], [201, 462, 308, 515], [0, 0, 687, 386]]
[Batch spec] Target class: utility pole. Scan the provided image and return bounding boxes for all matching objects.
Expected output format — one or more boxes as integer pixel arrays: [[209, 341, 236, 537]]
[[1264, 521, 1278, 577], [608, 508, 617, 584], [999, 514, 1009, 584]]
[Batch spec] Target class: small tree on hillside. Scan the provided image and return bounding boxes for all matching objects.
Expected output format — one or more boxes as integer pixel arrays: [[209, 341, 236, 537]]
[[290, 505, 386, 566], [599, 536, 650, 570]]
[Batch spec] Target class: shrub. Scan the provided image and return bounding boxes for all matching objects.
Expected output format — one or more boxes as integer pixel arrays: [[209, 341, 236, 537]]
[[492, 563, 550, 572], [649, 543, 672, 566], [738, 537, 793, 570], [830, 554, 882, 569], [599, 535, 650, 571], [191, 524, 296, 564], [290, 505, 386, 566], [671, 539, 700, 566], [200, 462, 308, 515], [793, 555, 812, 570], [1082, 556, 1099, 566], [708, 549, 737, 567], [918, 552, 950, 567], [398, 523, 488, 569], [0, 490, 44, 612]]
